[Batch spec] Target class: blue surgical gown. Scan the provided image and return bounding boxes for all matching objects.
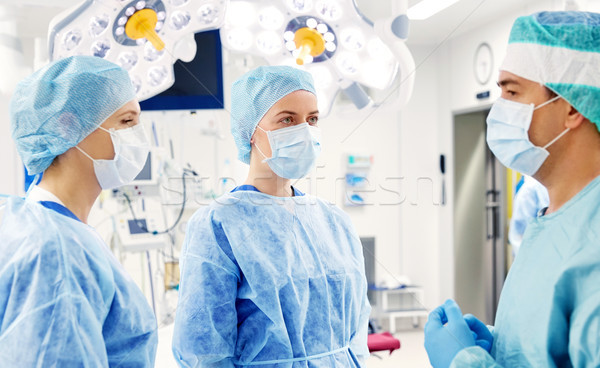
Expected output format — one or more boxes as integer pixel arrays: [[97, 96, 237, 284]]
[[172, 188, 371, 367], [0, 196, 158, 367], [451, 176, 600, 367]]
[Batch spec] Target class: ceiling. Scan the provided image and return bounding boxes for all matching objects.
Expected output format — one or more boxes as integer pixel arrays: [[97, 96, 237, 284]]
[[355, 0, 559, 45], [0, 0, 587, 44]]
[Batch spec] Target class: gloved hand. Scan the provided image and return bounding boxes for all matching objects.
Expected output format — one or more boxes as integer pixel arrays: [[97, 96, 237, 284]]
[[424, 299, 476, 368], [464, 314, 494, 353]]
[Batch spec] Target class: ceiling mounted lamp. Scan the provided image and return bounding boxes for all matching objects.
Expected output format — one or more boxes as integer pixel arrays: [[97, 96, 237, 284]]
[[48, 0, 228, 101], [220, 0, 416, 116]]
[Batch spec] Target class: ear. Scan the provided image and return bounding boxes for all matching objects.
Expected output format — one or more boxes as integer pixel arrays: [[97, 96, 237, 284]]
[[565, 105, 586, 130]]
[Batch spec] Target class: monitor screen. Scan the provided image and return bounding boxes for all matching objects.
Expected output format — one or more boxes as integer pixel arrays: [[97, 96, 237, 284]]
[[134, 152, 152, 181], [128, 219, 148, 234], [140, 30, 224, 110]]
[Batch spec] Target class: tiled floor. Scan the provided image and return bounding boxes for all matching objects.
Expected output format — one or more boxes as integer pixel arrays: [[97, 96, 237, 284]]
[[157, 326, 430, 367]]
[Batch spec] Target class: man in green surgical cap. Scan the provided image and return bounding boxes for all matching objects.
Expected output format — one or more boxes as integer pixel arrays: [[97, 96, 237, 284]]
[[424, 11, 600, 368]]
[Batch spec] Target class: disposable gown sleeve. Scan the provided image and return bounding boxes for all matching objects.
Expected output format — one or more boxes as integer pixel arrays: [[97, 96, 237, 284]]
[[345, 216, 372, 364], [450, 346, 503, 367], [0, 244, 110, 366], [564, 262, 600, 367], [172, 209, 240, 368], [350, 294, 371, 364]]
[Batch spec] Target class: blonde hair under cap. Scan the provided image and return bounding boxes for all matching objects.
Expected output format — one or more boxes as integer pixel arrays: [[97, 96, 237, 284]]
[[501, 11, 600, 129]]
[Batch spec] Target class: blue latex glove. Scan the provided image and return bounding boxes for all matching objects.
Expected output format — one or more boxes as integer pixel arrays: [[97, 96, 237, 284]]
[[464, 314, 494, 353], [424, 299, 476, 368]]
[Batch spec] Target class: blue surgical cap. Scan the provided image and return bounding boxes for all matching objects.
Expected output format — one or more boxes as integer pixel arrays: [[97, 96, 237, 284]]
[[10, 55, 136, 175], [230, 65, 316, 164], [501, 11, 600, 130]]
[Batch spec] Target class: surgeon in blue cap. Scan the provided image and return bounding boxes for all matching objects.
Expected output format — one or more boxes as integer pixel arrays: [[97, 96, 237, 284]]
[[172, 65, 371, 367], [0, 55, 157, 366], [424, 11, 600, 367]]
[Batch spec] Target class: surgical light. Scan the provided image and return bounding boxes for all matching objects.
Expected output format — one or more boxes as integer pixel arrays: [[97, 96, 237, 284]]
[[256, 31, 282, 54], [89, 14, 110, 36], [336, 51, 359, 74], [315, 0, 343, 21], [286, 0, 313, 13], [118, 51, 139, 70], [148, 65, 168, 86], [407, 0, 461, 20], [197, 4, 221, 24], [131, 75, 142, 93], [91, 39, 111, 58], [63, 30, 82, 51], [144, 42, 165, 61], [49, 0, 228, 101], [220, 0, 414, 116], [258, 7, 284, 30], [226, 28, 253, 50], [225, 1, 255, 27], [169, 10, 192, 30], [339, 28, 365, 51]]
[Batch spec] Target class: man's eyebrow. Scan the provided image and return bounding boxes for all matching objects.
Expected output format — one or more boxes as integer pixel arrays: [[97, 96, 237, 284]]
[[497, 78, 521, 87]]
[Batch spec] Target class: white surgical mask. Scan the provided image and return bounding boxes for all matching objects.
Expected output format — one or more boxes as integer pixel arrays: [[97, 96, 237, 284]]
[[255, 123, 321, 179], [77, 124, 150, 189], [486, 96, 569, 176]]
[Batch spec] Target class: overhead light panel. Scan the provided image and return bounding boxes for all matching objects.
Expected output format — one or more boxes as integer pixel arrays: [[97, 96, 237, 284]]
[[407, 0, 460, 20]]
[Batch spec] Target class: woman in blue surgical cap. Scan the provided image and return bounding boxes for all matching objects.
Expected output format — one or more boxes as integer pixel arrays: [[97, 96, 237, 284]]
[[0, 56, 157, 366], [172, 65, 371, 367]]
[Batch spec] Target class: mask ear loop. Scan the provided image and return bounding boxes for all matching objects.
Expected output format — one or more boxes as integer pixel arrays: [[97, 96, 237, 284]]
[[543, 128, 570, 150], [98, 126, 115, 134], [534, 95, 561, 110], [75, 146, 96, 163], [253, 125, 272, 162], [532, 95, 570, 150]]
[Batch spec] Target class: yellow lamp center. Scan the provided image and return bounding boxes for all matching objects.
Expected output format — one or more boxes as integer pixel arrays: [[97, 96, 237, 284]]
[[293, 27, 325, 65], [125, 8, 165, 51]]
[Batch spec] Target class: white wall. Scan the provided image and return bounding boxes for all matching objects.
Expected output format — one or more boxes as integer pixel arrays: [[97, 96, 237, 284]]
[[399, 0, 569, 307], [141, 53, 407, 287], [0, 5, 32, 196], [398, 44, 441, 308]]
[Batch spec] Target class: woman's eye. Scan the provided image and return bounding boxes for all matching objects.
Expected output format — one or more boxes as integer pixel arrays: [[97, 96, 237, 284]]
[[308, 116, 318, 125], [280, 117, 293, 124]]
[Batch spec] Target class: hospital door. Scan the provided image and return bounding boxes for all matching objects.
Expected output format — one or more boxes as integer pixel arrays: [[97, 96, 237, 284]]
[[453, 109, 507, 325]]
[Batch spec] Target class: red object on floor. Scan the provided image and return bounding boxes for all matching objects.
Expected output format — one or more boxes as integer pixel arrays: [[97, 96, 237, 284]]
[[367, 332, 401, 354]]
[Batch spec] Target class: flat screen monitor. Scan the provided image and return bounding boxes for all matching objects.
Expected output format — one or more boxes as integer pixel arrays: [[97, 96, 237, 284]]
[[140, 29, 224, 111], [134, 152, 152, 181], [128, 219, 148, 234]]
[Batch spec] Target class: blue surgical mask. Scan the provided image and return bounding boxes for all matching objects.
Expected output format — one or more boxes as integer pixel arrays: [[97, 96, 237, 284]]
[[486, 96, 569, 176], [255, 123, 321, 179]]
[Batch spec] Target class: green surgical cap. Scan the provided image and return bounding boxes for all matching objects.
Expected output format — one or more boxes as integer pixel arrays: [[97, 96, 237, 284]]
[[230, 65, 316, 164], [10, 55, 135, 175], [501, 11, 600, 130]]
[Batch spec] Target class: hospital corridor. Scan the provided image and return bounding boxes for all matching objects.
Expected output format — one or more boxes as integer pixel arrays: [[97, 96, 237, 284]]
[[1, 0, 600, 367]]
